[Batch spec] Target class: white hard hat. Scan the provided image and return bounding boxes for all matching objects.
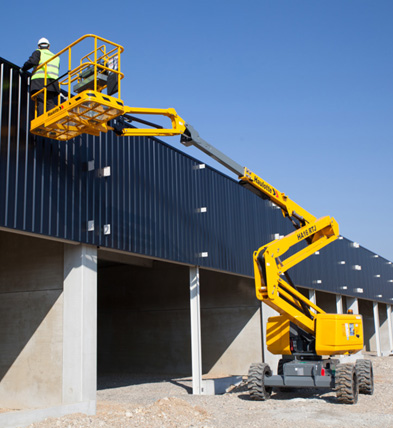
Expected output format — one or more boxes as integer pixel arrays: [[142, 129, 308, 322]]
[[38, 37, 50, 48]]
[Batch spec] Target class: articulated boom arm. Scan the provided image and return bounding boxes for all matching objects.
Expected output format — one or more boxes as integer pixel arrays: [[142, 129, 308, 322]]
[[118, 107, 187, 137], [253, 215, 339, 334], [238, 168, 340, 335]]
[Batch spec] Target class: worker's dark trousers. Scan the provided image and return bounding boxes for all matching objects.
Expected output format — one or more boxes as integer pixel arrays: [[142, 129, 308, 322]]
[[34, 90, 58, 116]]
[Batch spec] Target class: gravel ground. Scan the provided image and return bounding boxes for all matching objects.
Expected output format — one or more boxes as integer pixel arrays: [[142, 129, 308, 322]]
[[27, 353, 393, 428]]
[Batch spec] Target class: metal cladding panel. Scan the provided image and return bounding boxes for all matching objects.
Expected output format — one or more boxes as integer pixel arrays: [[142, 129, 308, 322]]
[[89, 131, 284, 273], [1, 57, 393, 303], [290, 238, 393, 303], [0, 59, 99, 243]]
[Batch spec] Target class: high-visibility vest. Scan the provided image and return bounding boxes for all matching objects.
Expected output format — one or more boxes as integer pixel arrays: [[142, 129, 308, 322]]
[[32, 49, 60, 80]]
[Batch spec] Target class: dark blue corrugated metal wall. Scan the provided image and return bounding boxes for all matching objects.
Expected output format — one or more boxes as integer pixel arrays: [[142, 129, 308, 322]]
[[1, 57, 392, 304]]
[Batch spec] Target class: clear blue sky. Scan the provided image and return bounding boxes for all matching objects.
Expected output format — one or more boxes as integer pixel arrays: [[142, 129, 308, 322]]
[[2, 1, 392, 261]]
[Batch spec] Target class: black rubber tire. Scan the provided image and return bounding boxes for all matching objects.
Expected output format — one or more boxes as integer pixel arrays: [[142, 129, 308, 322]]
[[356, 359, 374, 395], [248, 363, 273, 401], [335, 363, 359, 404]]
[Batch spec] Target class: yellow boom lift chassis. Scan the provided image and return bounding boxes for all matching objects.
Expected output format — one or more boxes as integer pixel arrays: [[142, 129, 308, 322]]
[[30, 35, 373, 404]]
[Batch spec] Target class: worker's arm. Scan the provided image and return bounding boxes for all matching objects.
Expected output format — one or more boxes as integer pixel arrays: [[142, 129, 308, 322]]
[[21, 50, 40, 72]]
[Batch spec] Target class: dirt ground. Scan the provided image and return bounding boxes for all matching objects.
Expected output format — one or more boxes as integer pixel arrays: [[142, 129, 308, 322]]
[[27, 353, 393, 428]]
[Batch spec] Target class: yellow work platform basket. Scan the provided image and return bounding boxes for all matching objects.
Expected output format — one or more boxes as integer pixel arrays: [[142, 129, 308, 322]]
[[30, 35, 125, 141], [29, 34, 186, 141]]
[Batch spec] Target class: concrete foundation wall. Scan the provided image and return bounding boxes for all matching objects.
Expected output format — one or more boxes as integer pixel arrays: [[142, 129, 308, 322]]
[[98, 259, 261, 377], [315, 290, 337, 313], [0, 231, 97, 428], [98, 261, 191, 375], [345, 296, 360, 314], [0, 231, 64, 409], [378, 303, 391, 353], [199, 270, 261, 376], [358, 299, 375, 352]]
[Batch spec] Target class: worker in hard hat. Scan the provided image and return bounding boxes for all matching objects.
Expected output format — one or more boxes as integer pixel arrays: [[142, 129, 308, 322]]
[[21, 38, 60, 116]]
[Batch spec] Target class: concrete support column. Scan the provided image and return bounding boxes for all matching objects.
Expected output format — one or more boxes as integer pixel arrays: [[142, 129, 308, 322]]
[[308, 289, 316, 313], [346, 297, 359, 314], [190, 266, 202, 395], [373, 301, 381, 357], [336, 294, 343, 314], [63, 244, 97, 411], [387, 305, 393, 352]]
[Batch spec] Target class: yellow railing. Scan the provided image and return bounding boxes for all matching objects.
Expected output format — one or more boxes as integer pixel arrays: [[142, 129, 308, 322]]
[[31, 34, 124, 118]]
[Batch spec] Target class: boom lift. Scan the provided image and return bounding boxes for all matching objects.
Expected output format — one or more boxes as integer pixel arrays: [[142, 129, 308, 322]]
[[182, 127, 373, 405], [29, 35, 373, 404]]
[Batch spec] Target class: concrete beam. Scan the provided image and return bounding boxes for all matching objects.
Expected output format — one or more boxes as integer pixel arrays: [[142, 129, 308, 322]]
[[190, 266, 203, 395], [63, 244, 97, 408], [97, 248, 153, 268]]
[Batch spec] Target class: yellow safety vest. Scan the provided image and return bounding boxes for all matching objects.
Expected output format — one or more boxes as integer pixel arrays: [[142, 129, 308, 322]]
[[32, 49, 60, 80]]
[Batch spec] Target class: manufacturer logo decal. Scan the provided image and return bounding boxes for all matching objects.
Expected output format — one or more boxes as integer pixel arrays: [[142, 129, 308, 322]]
[[47, 104, 64, 117], [254, 176, 277, 197]]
